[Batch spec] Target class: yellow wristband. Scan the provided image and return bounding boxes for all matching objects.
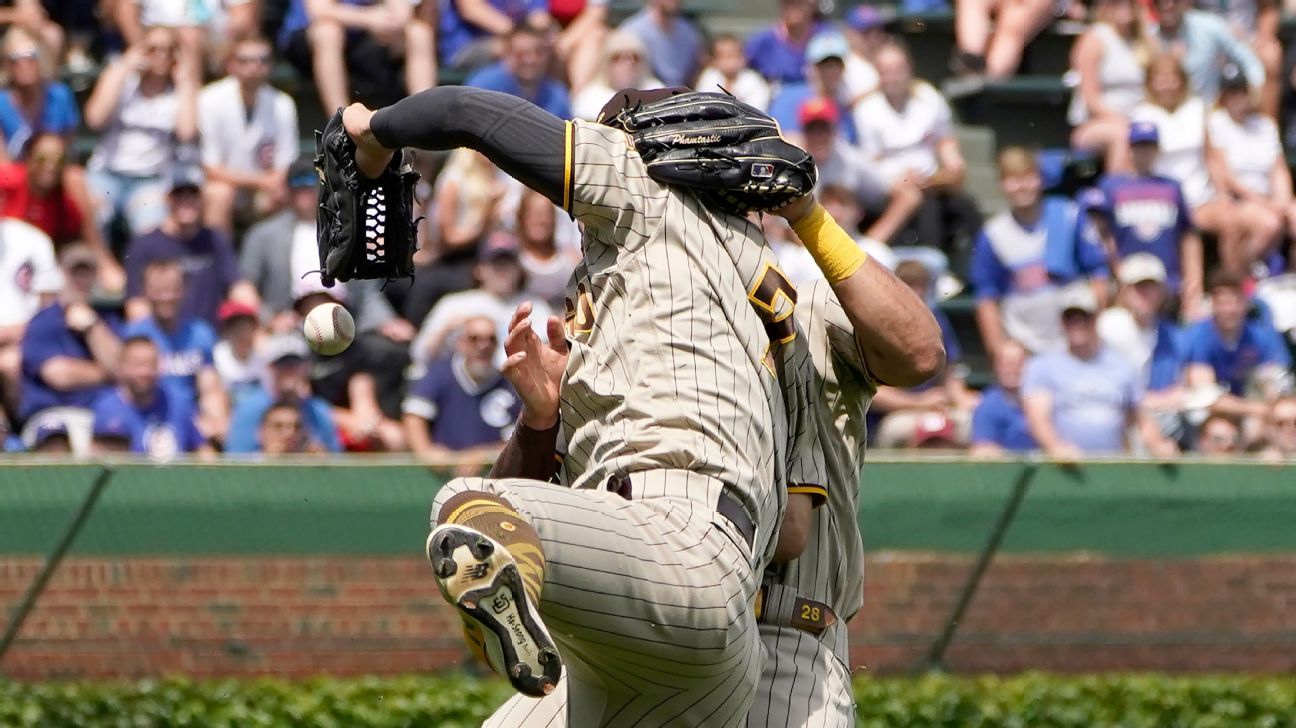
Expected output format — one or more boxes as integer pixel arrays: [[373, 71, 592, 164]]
[[789, 203, 868, 284]]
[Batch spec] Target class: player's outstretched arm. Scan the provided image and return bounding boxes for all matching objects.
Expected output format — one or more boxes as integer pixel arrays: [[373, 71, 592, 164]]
[[779, 197, 946, 388], [341, 87, 568, 207]]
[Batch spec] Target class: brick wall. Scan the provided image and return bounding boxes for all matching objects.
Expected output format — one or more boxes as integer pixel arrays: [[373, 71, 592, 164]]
[[3, 554, 1294, 680]]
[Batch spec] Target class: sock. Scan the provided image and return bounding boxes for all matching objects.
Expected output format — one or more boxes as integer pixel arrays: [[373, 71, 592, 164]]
[[438, 491, 546, 605]]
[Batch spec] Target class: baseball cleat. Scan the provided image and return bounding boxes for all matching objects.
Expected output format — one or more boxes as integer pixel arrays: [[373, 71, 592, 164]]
[[426, 524, 562, 697]]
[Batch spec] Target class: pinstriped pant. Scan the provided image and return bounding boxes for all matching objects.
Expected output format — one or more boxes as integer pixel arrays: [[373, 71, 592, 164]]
[[746, 623, 855, 728], [432, 475, 764, 728]]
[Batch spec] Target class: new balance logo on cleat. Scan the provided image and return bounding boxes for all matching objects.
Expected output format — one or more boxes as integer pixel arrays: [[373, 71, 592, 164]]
[[463, 562, 490, 580]]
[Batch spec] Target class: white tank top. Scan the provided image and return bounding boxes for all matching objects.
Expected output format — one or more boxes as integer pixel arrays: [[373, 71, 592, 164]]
[[1068, 24, 1145, 125], [1132, 96, 1214, 208]]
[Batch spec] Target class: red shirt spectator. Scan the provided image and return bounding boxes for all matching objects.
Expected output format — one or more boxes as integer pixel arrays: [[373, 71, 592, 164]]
[[0, 160, 82, 247]]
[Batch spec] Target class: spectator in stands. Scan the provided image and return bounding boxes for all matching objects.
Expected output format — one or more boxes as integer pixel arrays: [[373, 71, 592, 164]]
[[240, 159, 317, 328], [618, 0, 704, 88], [112, 0, 260, 83], [551, 0, 608, 92], [951, 0, 1058, 82], [0, 1, 63, 58], [1184, 269, 1292, 404], [570, 31, 661, 121], [411, 230, 554, 369], [212, 300, 265, 410], [0, 133, 124, 292], [0, 213, 59, 413], [1207, 65, 1294, 277], [745, 0, 826, 85], [840, 5, 885, 100], [257, 400, 324, 456], [198, 35, 299, 235], [295, 280, 410, 452], [1092, 121, 1204, 316], [516, 189, 577, 309], [403, 314, 520, 467], [226, 334, 342, 454], [280, 0, 435, 112], [855, 41, 981, 253], [1130, 55, 1262, 279], [1260, 395, 1296, 460], [466, 25, 570, 118], [123, 259, 227, 441], [84, 27, 199, 240], [972, 147, 1108, 359], [123, 167, 258, 326], [92, 336, 209, 459], [695, 34, 771, 110], [873, 260, 978, 449], [1068, 0, 1150, 171], [769, 32, 858, 143], [1149, 0, 1263, 104], [437, 0, 551, 72], [17, 245, 120, 455], [1023, 283, 1177, 457], [0, 27, 78, 162], [800, 99, 918, 246], [1196, 412, 1242, 455], [969, 339, 1037, 456], [1196, 0, 1283, 118]]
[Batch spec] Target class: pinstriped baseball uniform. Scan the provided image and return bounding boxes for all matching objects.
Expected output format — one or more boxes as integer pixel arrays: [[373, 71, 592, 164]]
[[434, 118, 816, 727], [749, 278, 876, 728]]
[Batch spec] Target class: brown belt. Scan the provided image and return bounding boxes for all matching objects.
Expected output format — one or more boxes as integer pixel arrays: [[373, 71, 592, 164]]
[[754, 582, 837, 636]]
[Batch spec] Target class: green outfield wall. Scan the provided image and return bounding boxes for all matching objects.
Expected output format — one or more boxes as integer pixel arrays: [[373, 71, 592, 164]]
[[0, 458, 1290, 556]]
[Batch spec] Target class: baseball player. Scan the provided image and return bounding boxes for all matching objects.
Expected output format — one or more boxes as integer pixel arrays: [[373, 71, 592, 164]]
[[484, 192, 945, 727], [338, 87, 818, 726]]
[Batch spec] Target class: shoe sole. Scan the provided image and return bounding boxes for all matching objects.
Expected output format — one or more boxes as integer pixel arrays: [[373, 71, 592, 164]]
[[426, 525, 562, 697]]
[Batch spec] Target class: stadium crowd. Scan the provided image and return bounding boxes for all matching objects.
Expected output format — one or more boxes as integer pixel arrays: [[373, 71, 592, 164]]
[[0, 0, 1293, 461]]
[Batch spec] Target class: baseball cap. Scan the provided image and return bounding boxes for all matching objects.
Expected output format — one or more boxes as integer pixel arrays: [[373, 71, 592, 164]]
[[263, 333, 311, 365], [847, 5, 886, 31], [478, 230, 521, 263], [288, 158, 317, 189], [1058, 282, 1101, 316], [167, 165, 205, 194], [806, 32, 849, 64], [218, 299, 259, 326], [1219, 63, 1248, 93], [1117, 253, 1168, 286], [911, 412, 956, 448], [1128, 120, 1159, 145], [798, 97, 840, 128]]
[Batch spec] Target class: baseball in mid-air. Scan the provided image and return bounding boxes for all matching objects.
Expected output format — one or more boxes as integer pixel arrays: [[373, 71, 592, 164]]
[[303, 302, 355, 356]]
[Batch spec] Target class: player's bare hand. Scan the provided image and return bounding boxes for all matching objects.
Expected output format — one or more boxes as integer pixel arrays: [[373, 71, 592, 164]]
[[501, 301, 568, 430], [342, 103, 393, 178]]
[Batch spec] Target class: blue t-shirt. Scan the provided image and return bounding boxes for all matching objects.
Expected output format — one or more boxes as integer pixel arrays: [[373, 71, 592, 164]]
[[225, 387, 343, 453], [92, 386, 203, 457], [403, 355, 520, 449], [0, 83, 79, 159], [123, 317, 216, 406], [970, 201, 1108, 301], [124, 228, 241, 326], [18, 303, 117, 420], [744, 22, 828, 85], [1099, 174, 1193, 291], [618, 9, 705, 88], [1183, 316, 1291, 395], [1022, 346, 1141, 454], [767, 83, 858, 144], [970, 386, 1037, 451], [439, 0, 547, 64], [464, 63, 571, 119], [1147, 318, 1187, 392]]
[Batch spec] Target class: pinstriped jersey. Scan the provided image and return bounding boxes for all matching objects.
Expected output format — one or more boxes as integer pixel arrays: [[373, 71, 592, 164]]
[[556, 119, 809, 563], [773, 279, 876, 622]]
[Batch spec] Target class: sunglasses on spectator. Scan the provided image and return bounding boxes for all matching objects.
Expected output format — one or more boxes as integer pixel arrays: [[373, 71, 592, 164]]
[[464, 333, 498, 344], [265, 418, 303, 431], [235, 53, 271, 65], [7, 48, 39, 62], [146, 44, 177, 56], [611, 53, 641, 63]]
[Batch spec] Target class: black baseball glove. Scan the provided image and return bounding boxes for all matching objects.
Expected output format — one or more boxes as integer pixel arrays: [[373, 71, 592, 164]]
[[605, 92, 818, 215], [313, 108, 420, 287]]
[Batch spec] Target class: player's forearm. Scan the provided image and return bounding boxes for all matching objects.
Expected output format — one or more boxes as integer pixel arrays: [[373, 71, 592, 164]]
[[787, 202, 945, 387], [771, 492, 813, 563], [489, 420, 561, 481], [368, 87, 567, 206]]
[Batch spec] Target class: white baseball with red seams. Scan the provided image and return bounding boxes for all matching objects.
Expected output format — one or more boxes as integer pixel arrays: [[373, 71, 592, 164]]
[[303, 302, 355, 355]]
